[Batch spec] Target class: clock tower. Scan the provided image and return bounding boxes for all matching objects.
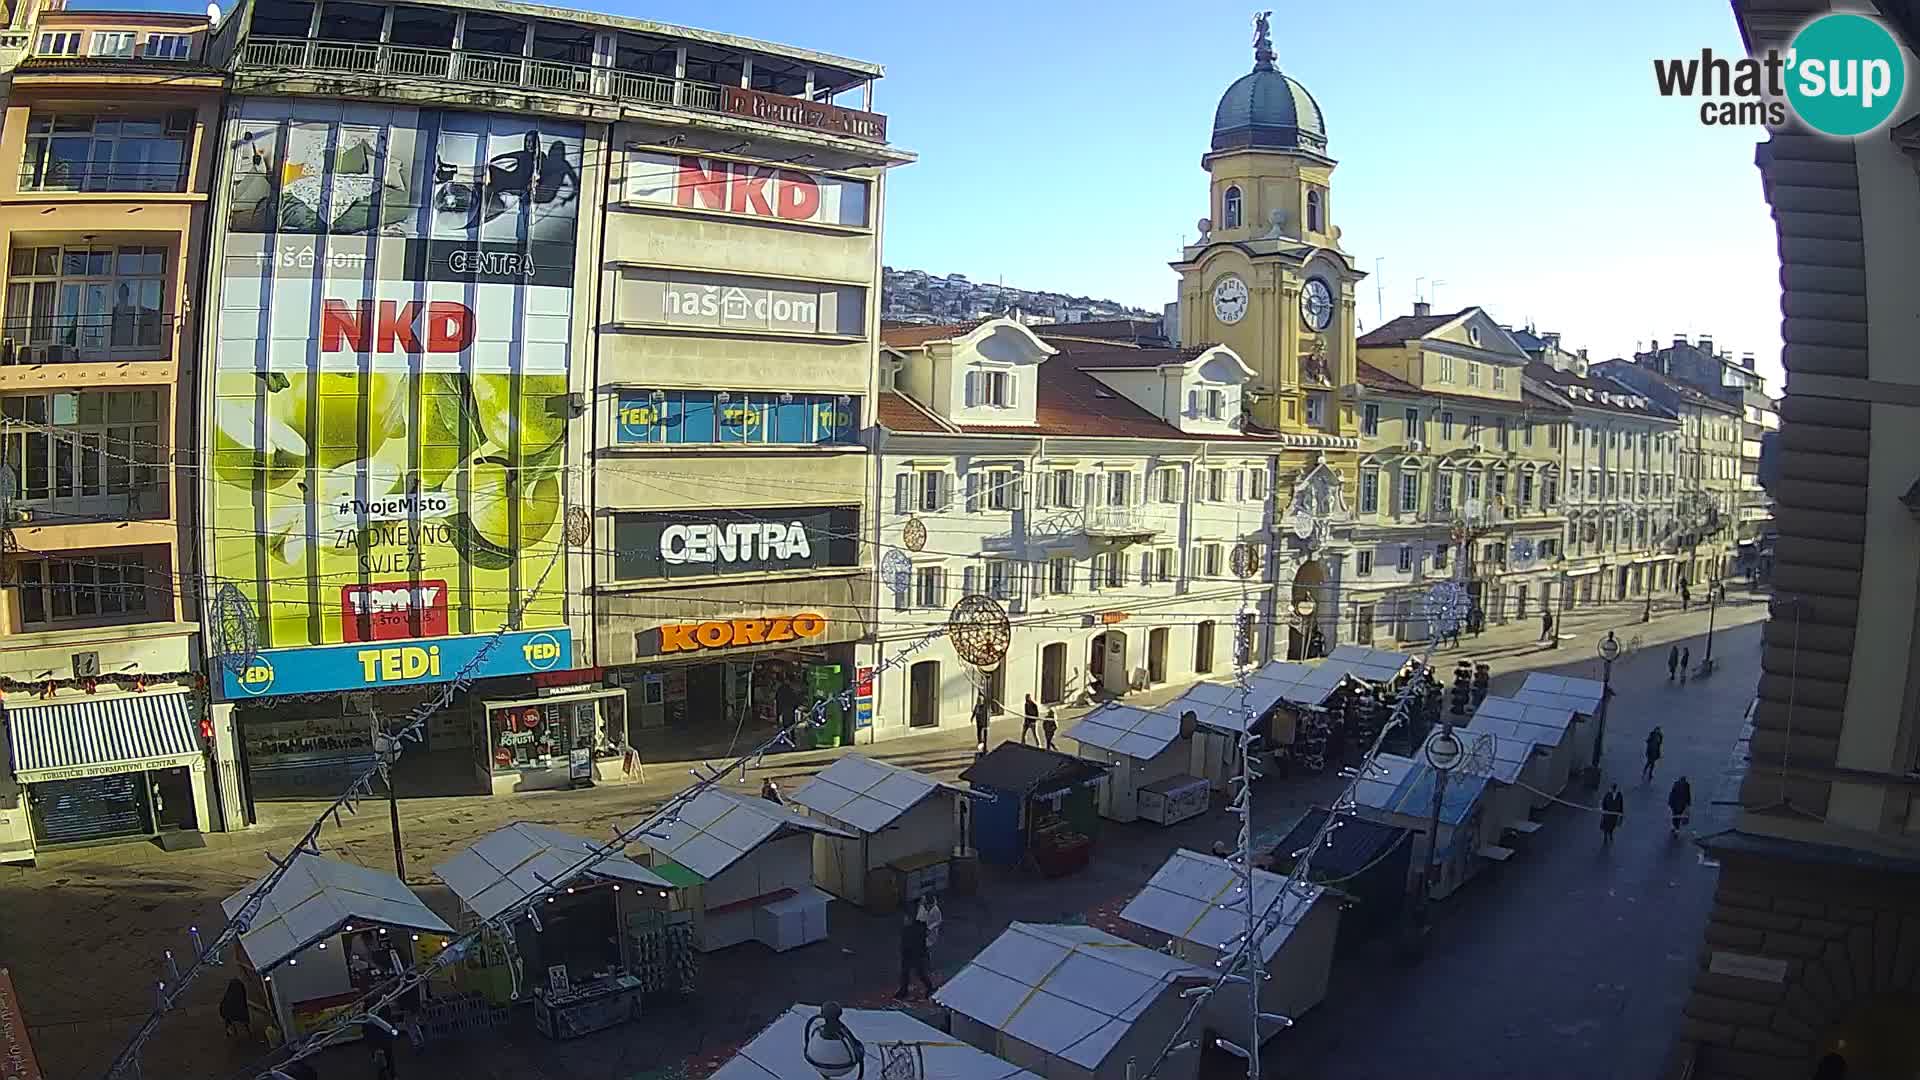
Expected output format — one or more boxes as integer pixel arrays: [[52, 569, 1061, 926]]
[[1172, 11, 1366, 439]]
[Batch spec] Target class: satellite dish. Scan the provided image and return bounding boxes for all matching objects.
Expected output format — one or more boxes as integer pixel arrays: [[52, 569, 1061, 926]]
[[206, 1, 222, 26]]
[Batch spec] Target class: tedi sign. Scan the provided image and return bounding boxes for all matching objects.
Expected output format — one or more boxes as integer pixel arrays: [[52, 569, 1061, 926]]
[[661, 521, 812, 567], [1654, 13, 1906, 135]]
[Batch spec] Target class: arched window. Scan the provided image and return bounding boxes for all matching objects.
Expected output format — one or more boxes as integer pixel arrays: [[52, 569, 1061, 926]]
[[1223, 186, 1242, 229], [1306, 189, 1323, 232]]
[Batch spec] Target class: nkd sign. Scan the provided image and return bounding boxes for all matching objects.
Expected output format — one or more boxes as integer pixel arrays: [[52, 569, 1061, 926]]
[[612, 505, 858, 580], [623, 152, 870, 228]]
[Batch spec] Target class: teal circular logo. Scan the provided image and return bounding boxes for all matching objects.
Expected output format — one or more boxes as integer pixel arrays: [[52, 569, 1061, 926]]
[[1786, 14, 1906, 137]]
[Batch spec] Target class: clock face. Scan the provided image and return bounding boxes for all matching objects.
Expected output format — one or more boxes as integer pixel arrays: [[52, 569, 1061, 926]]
[[1212, 275, 1249, 325], [1300, 278, 1334, 331]]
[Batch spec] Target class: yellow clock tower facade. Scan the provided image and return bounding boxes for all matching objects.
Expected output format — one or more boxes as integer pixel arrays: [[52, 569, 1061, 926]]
[[1172, 13, 1366, 658]]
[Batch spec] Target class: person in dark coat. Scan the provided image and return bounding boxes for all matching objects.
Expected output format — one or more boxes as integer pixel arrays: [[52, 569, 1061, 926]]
[[1668, 776, 1693, 834], [1679, 646, 1691, 684], [972, 695, 991, 754], [220, 978, 251, 1038], [895, 909, 934, 999], [1021, 694, 1041, 746], [775, 678, 802, 733], [1680, 580, 1691, 611], [1042, 707, 1059, 751], [1644, 727, 1664, 781], [1600, 784, 1624, 844], [1540, 611, 1555, 643], [760, 778, 783, 804], [1668, 645, 1680, 682]]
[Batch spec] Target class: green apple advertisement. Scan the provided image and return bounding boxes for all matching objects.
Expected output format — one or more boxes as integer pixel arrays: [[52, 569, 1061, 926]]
[[212, 101, 579, 671]]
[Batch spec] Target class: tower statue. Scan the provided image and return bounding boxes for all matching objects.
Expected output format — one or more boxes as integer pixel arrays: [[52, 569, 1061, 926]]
[[1252, 10, 1275, 71]]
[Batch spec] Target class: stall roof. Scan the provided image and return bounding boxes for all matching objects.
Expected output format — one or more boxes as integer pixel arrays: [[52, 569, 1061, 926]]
[[1515, 673, 1606, 715], [1272, 808, 1411, 878], [1473, 695, 1578, 744], [1169, 679, 1290, 733], [712, 1004, 1042, 1080], [789, 754, 963, 834], [1452, 726, 1535, 785], [433, 822, 673, 922], [1120, 849, 1324, 963], [1066, 702, 1183, 760], [641, 788, 855, 882], [222, 853, 452, 974], [1354, 753, 1487, 826], [1246, 660, 1341, 706], [960, 742, 1110, 798], [934, 922, 1206, 1071], [1322, 644, 1418, 682]]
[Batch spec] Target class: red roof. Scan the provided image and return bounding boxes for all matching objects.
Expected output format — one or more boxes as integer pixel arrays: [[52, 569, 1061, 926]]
[[879, 321, 989, 347], [1356, 362, 1569, 413], [1356, 310, 1467, 347], [875, 391, 951, 434]]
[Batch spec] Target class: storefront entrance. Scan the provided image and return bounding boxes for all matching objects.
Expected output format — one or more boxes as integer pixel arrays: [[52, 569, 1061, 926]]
[[1148, 627, 1169, 685], [1193, 622, 1215, 674], [909, 660, 941, 728], [28, 774, 150, 845], [6, 690, 210, 852], [1040, 643, 1068, 705]]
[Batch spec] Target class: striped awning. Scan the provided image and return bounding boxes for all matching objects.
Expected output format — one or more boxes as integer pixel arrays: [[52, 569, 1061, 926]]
[[5, 691, 199, 783]]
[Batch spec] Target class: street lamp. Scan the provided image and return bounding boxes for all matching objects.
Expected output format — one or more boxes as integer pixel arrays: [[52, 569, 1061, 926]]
[[1700, 584, 1719, 678], [804, 1003, 866, 1079], [1408, 724, 1464, 951], [1586, 631, 1621, 786]]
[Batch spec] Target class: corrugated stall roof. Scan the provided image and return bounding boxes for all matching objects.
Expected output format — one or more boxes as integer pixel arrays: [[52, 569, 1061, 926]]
[[1120, 849, 1323, 963], [789, 754, 960, 834], [222, 853, 452, 973], [1066, 702, 1182, 760], [434, 822, 672, 921], [1515, 673, 1606, 715], [641, 788, 854, 882], [1473, 695, 1577, 744], [935, 922, 1205, 1070], [1354, 753, 1487, 826]]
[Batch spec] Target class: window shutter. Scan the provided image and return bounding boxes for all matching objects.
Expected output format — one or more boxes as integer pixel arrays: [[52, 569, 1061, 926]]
[[964, 471, 980, 512], [1237, 469, 1247, 502], [1034, 471, 1050, 509], [894, 473, 910, 515], [963, 372, 978, 408], [1188, 389, 1200, 417], [941, 471, 958, 510], [1006, 373, 1017, 407], [893, 580, 910, 611], [1010, 471, 1025, 507], [1140, 552, 1153, 585], [1083, 473, 1098, 509], [1089, 555, 1102, 589], [1130, 473, 1141, 506], [962, 565, 978, 596]]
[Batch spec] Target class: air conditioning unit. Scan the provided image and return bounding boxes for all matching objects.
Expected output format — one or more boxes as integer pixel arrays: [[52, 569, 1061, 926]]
[[1407, 438, 1425, 453]]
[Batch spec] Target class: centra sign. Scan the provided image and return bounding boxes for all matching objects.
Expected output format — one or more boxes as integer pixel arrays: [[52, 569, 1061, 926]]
[[662, 521, 811, 567], [656, 613, 827, 654]]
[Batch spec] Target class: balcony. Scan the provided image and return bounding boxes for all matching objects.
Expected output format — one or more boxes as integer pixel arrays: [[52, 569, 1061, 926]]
[[1084, 506, 1160, 541], [238, 38, 889, 143], [18, 160, 188, 195], [0, 312, 176, 365]]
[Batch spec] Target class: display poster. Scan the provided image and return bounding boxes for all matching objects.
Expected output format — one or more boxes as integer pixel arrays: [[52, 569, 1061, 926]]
[[212, 101, 580, 691]]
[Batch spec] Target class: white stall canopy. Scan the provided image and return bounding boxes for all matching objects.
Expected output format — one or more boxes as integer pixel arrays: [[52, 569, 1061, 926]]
[[1513, 673, 1606, 716], [712, 1004, 1041, 1080], [789, 754, 964, 834], [1170, 680, 1280, 733], [1121, 848, 1324, 963], [222, 853, 452, 974], [643, 788, 854, 881], [936, 922, 1206, 1075], [1321, 644, 1418, 682], [433, 822, 674, 921], [1067, 703, 1181, 761]]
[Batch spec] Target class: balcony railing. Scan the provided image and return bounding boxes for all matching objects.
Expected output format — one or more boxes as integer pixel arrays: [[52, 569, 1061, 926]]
[[0, 312, 176, 365], [1084, 506, 1159, 539], [238, 38, 889, 143], [19, 160, 188, 194]]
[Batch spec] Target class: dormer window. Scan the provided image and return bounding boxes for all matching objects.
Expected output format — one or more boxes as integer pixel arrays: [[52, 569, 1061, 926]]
[[1205, 389, 1225, 420], [967, 369, 1014, 409], [1306, 189, 1323, 232], [1223, 186, 1243, 229]]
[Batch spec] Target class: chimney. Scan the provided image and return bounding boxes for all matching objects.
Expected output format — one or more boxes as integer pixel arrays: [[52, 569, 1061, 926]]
[[1740, 350, 1755, 370], [1413, 301, 1431, 317], [1698, 335, 1713, 355], [1543, 331, 1561, 350], [1577, 347, 1588, 360], [1673, 334, 1688, 348]]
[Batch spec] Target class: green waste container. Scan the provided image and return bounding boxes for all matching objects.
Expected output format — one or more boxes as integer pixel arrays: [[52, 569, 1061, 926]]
[[806, 664, 847, 748]]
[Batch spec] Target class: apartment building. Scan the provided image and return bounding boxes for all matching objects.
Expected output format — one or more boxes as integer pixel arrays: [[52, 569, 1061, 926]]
[[863, 318, 1285, 737], [1634, 334, 1779, 554], [1666, 4, 1920, 1078], [193, 0, 904, 813], [1351, 305, 1567, 632], [1593, 357, 1744, 588], [1513, 330, 1684, 609], [0, 3, 222, 859]]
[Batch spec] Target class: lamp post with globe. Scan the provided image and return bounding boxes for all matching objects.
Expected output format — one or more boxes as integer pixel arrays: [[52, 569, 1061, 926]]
[[1586, 631, 1622, 786], [804, 1003, 866, 1079], [1408, 724, 1464, 952]]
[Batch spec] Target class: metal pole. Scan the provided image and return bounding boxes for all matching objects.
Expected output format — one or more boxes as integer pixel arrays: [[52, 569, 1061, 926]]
[[1422, 747, 1450, 927], [1702, 586, 1719, 674], [377, 706, 404, 880], [1590, 656, 1613, 774]]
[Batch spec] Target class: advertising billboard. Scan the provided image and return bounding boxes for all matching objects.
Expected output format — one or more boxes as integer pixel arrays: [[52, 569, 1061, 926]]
[[611, 506, 859, 581], [212, 101, 580, 695], [621, 152, 871, 228], [613, 389, 857, 446], [612, 269, 866, 337]]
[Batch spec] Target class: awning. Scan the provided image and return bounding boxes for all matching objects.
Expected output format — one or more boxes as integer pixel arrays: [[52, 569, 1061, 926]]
[[1563, 565, 1603, 578], [5, 691, 199, 784]]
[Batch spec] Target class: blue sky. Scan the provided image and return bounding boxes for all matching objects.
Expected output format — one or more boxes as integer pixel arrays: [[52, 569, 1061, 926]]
[[93, 0, 1785, 387]]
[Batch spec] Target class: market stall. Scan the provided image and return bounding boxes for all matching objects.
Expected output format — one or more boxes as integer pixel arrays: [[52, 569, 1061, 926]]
[[1453, 724, 1550, 838], [1470, 695, 1580, 798], [935, 922, 1207, 1080], [959, 743, 1110, 875], [1269, 808, 1412, 938], [711, 1003, 1040, 1080], [1165, 678, 1298, 791], [787, 754, 964, 910], [1120, 849, 1340, 1044], [432, 822, 692, 1037], [222, 853, 454, 1047], [634, 788, 853, 953], [1512, 673, 1606, 766], [476, 689, 626, 795], [1065, 703, 1203, 824], [1352, 753, 1500, 900]]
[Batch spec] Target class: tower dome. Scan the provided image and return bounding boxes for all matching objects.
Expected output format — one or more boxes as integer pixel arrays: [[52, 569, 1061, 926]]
[[1211, 13, 1327, 154]]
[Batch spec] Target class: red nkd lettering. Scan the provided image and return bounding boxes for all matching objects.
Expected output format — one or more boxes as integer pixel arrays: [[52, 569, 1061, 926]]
[[728, 165, 773, 217], [775, 169, 820, 221], [321, 300, 475, 355], [676, 156, 728, 212]]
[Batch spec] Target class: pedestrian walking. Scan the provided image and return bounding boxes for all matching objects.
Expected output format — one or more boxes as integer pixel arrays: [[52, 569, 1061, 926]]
[[1680, 581, 1692, 611], [760, 777, 783, 805], [220, 978, 251, 1038], [1539, 611, 1554, 643], [1643, 727, 1664, 781], [1679, 646, 1691, 684], [895, 909, 934, 999], [972, 694, 991, 755], [1668, 775, 1693, 835], [1600, 784, 1624, 845], [916, 892, 943, 951], [1667, 645, 1679, 682], [1042, 707, 1059, 751], [1021, 694, 1041, 746]]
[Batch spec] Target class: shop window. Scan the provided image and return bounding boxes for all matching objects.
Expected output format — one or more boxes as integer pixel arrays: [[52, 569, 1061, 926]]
[[485, 697, 599, 775], [615, 389, 858, 446], [16, 552, 150, 625]]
